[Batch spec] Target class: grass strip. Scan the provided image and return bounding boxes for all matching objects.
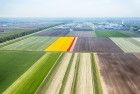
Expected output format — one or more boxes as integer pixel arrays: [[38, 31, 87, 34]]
[[59, 53, 75, 94], [71, 53, 80, 94], [91, 53, 103, 94], [0, 36, 58, 51], [35, 53, 64, 93], [0, 51, 44, 93], [127, 38, 140, 47], [95, 30, 129, 37], [3, 52, 62, 94]]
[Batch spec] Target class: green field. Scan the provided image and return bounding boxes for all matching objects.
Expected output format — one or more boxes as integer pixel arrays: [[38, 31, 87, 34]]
[[3, 52, 62, 94], [0, 28, 33, 39], [0, 36, 57, 51], [0, 51, 44, 93], [95, 30, 129, 37]]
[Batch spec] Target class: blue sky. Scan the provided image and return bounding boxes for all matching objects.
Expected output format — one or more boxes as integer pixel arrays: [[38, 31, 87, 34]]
[[0, 0, 140, 17]]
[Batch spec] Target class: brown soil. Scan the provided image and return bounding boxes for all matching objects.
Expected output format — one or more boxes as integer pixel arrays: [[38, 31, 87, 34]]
[[73, 37, 123, 52], [67, 31, 95, 37], [97, 53, 140, 94], [36, 28, 70, 36]]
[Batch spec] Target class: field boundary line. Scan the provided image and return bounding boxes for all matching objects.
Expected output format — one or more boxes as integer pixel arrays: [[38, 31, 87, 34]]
[[3, 52, 51, 94], [43, 37, 61, 51], [90, 53, 96, 94], [67, 37, 75, 51], [43, 37, 60, 51], [69, 37, 77, 52], [59, 53, 75, 94], [71, 53, 80, 94], [93, 53, 108, 94]]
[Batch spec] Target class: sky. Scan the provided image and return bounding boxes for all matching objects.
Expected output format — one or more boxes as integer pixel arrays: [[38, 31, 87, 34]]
[[0, 0, 140, 17]]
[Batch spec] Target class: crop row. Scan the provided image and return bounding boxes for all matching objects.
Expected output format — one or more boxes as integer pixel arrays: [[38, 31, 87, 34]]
[[3, 52, 62, 94], [2, 53, 103, 94]]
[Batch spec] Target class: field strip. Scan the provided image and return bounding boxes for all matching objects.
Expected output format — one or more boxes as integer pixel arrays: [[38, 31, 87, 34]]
[[93, 53, 107, 94], [0, 51, 44, 93], [0, 37, 58, 51], [69, 37, 77, 52], [60, 53, 78, 94], [133, 38, 140, 42], [0, 33, 32, 48], [0, 24, 62, 48], [0, 27, 50, 48], [36, 27, 70, 36], [73, 37, 123, 52], [71, 53, 80, 94], [3, 52, 62, 94], [35, 53, 64, 94], [95, 30, 129, 37], [76, 53, 93, 94], [44, 37, 75, 52], [97, 53, 140, 94], [111, 38, 140, 53], [36, 53, 72, 94], [67, 31, 96, 37], [127, 38, 140, 47]]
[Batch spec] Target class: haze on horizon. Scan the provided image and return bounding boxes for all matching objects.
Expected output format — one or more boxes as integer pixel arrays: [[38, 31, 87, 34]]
[[0, 0, 140, 17]]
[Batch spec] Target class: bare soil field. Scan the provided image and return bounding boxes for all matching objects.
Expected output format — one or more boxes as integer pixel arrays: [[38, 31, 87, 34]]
[[72, 28, 93, 31], [73, 37, 123, 52], [134, 53, 140, 60], [97, 53, 140, 94], [36, 28, 70, 36], [67, 31, 96, 37]]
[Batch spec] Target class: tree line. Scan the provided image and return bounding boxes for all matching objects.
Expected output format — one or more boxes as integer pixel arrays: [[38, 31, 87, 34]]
[[0, 24, 63, 43]]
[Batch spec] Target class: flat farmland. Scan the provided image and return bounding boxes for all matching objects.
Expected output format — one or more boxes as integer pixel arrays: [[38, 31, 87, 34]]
[[73, 37, 123, 52], [36, 53, 103, 94], [0, 36, 57, 51], [3, 52, 62, 94], [1, 20, 140, 94], [134, 53, 140, 59], [122, 31, 140, 37], [36, 28, 70, 36], [45, 37, 75, 52], [97, 53, 140, 94], [133, 37, 140, 42], [67, 31, 96, 37], [72, 28, 93, 31], [95, 30, 129, 37], [0, 28, 33, 39], [111, 38, 140, 53], [0, 50, 44, 93]]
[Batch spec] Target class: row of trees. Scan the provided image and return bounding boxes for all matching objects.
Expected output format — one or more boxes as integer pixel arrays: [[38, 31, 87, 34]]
[[0, 24, 63, 43]]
